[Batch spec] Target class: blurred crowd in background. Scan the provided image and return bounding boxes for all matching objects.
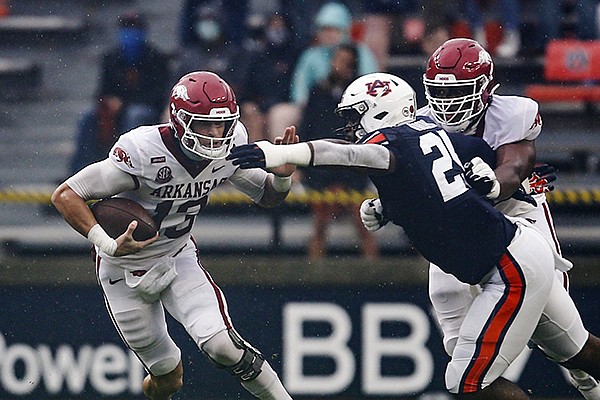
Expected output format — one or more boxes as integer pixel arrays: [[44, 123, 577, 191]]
[[3, 0, 599, 259]]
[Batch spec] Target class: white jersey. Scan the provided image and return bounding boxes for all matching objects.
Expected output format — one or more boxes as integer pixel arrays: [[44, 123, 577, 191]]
[[101, 122, 268, 268]]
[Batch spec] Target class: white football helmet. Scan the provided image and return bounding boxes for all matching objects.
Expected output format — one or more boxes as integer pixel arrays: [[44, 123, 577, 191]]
[[335, 72, 416, 141]]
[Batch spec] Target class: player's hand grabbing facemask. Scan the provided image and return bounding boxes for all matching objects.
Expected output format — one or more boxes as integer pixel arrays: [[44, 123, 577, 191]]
[[463, 157, 501, 200], [528, 163, 556, 194], [360, 198, 388, 232]]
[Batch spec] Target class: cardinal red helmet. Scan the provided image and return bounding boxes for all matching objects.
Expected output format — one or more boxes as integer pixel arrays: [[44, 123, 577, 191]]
[[169, 71, 239, 159], [423, 38, 498, 135]]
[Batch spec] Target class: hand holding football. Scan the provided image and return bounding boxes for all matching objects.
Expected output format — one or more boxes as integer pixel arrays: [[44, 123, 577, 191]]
[[90, 198, 158, 241]]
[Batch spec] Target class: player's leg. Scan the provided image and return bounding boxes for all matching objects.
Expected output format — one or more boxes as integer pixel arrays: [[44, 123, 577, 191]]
[[455, 376, 529, 399], [564, 333, 600, 378], [526, 198, 600, 397], [201, 329, 292, 400], [531, 280, 600, 399], [446, 223, 554, 397], [529, 273, 600, 399], [161, 243, 292, 399], [142, 361, 183, 400], [428, 263, 480, 356], [97, 257, 183, 399]]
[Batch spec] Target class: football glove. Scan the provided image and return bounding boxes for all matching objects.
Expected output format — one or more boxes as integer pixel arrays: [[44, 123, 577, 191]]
[[528, 163, 556, 194], [360, 198, 388, 232], [464, 157, 501, 199]]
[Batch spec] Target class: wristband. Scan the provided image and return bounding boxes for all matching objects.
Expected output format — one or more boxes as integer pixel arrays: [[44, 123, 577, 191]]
[[87, 224, 118, 256], [271, 175, 292, 192], [256, 141, 311, 168]]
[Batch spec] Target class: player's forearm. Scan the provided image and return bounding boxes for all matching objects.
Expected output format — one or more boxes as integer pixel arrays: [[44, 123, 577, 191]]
[[229, 139, 394, 174], [51, 183, 98, 237], [495, 164, 529, 200], [494, 142, 536, 200], [258, 174, 291, 208]]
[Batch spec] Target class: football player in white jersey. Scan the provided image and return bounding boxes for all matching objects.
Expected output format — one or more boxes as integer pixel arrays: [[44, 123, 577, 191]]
[[52, 71, 295, 400], [362, 38, 600, 398]]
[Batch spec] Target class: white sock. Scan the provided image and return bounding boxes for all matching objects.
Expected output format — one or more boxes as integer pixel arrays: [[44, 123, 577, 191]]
[[241, 361, 292, 400]]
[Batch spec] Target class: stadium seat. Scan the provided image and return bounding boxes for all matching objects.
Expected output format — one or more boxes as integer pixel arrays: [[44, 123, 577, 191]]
[[525, 40, 600, 105]]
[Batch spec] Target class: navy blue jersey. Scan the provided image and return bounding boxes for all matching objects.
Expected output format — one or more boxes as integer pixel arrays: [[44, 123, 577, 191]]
[[360, 117, 516, 284]]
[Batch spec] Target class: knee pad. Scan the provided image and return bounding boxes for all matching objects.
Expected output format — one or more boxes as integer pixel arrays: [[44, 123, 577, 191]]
[[202, 329, 265, 382], [112, 308, 181, 376]]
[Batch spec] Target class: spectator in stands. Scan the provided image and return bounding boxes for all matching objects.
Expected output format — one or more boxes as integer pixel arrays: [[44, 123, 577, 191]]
[[298, 44, 379, 261], [361, 0, 424, 67], [290, 2, 379, 106], [464, 0, 521, 58], [173, 2, 240, 90], [179, 0, 248, 47], [237, 13, 301, 142], [69, 10, 171, 174], [536, 0, 599, 53], [268, 2, 378, 144]]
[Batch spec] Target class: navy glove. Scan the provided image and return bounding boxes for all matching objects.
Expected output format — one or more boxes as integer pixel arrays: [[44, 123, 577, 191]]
[[227, 144, 267, 169], [529, 163, 556, 194]]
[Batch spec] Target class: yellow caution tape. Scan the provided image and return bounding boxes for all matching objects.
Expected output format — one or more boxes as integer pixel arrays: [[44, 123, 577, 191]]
[[1, 188, 600, 207]]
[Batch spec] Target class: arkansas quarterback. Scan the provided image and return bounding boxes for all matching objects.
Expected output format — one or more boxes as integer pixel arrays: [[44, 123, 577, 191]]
[[52, 71, 295, 400]]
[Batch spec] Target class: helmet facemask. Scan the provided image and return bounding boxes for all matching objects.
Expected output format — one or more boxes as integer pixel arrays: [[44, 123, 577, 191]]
[[424, 73, 493, 135], [335, 100, 371, 142], [175, 107, 238, 160]]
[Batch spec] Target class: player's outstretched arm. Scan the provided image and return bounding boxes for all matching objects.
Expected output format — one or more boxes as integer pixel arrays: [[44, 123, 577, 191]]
[[227, 126, 395, 174]]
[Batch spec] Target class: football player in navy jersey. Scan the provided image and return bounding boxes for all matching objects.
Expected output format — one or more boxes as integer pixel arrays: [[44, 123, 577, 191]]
[[52, 71, 295, 400], [227, 72, 600, 398], [418, 38, 600, 399]]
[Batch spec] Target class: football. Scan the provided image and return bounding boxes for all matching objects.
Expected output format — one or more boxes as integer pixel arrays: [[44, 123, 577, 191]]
[[90, 197, 158, 241]]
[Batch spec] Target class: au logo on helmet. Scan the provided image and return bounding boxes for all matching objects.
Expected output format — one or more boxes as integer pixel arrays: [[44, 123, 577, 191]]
[[172, 84, 190, 101], [365, 80, 391, 97]]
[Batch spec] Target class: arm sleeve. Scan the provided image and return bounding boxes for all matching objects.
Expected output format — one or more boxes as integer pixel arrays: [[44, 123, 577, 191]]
[[228, 167, 269, 203], [65, 159, 137, 200], [310, 141, 391, 171]]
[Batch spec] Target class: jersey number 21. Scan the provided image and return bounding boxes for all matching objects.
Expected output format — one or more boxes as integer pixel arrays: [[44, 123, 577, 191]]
[[419, 130, 468, 202]]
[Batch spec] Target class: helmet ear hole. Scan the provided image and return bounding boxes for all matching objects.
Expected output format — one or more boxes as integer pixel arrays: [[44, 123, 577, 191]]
[[373, 111, 388, 121]]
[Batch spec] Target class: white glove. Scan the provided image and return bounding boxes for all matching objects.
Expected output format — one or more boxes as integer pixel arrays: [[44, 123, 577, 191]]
[[360, 198, 388, 232], [463, 156, 501, 199]]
